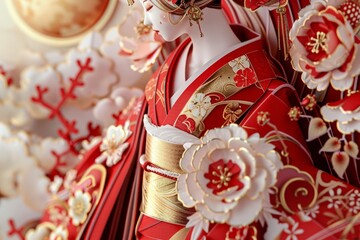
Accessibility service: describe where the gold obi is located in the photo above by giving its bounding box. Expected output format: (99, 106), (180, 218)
(140, 134), (195, 225)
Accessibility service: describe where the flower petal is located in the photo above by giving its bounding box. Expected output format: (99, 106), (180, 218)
(307, 117), (328, 141)
(227, 197), (263, 226)
(228, 138), (250, 151)
(344, 141), (359, 159)
(194, 139), (225, 169)
(203, 194), (238, 213)
(187, 172), (205, 202)
(319, 137), (341, 153)
(180, 143), (199, 172)
(196, 203), (230, 223)
(330, 76), (354, 91)
(256, 154), (278, 186)
(246, 169), (267, 199)
(338, 119), (360, 134)
(177, 174), (196, 208)
(331, 151), (350, 178)
(203, 127), (231, 143)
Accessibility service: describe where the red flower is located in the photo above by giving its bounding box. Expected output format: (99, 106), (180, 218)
(233, 68), (257, 88)
(204, 159), (244, 195)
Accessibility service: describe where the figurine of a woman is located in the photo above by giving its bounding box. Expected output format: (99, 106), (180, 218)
(30, 0), (360, 239)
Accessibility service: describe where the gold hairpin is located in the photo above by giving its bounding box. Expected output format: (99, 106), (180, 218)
(127, 0), (135, 6)
(186, 4), (204, 37)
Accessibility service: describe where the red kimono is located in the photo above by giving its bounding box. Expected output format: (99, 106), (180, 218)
(30, 25), (360, 240)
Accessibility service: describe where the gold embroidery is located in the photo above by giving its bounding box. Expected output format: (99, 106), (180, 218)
(278, 166), (317, 214)
(145, 77), (156, 101)
(223, 102), (243, 126)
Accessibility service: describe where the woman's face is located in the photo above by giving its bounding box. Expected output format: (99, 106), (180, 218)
(139, 0), (186, 41)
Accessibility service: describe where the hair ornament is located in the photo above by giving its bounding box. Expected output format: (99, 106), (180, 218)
(186, 1), (204, 37)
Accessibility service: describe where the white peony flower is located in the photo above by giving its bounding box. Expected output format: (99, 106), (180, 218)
(177, 124), (283, 239)
(117, 6), (165, 74)
(289, 4), (360, 91)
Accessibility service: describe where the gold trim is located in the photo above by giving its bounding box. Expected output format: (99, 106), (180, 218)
(6, 0), (118, 46)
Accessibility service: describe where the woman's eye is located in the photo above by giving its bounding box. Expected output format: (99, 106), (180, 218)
(143, 1), (153, 11)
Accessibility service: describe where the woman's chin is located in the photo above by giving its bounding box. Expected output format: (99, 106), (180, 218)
(154, 31), (166, 42)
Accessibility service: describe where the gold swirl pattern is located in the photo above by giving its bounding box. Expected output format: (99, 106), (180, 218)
(279, 167), (318, 214)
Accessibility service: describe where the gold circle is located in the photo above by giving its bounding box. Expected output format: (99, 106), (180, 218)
(6, 0), (118, 46)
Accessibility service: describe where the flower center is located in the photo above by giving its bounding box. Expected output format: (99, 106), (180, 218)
(212, 166), (232, 189)
(107, 133), (123, 153)
(307, 31), (328, 54)
(74, 199), (85, 216)
(205, 159), (244, 195)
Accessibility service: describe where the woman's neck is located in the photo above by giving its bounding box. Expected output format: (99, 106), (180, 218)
(186, 8), (240, 76)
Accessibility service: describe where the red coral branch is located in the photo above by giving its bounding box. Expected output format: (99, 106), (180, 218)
(7, 219), (25, 240)
(31, 58), (93, 136)
(73, 122), (102, 145)
(30, 58), (100, 176)
(112, 110), (123, 122)
(48, 122), (101, 178)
